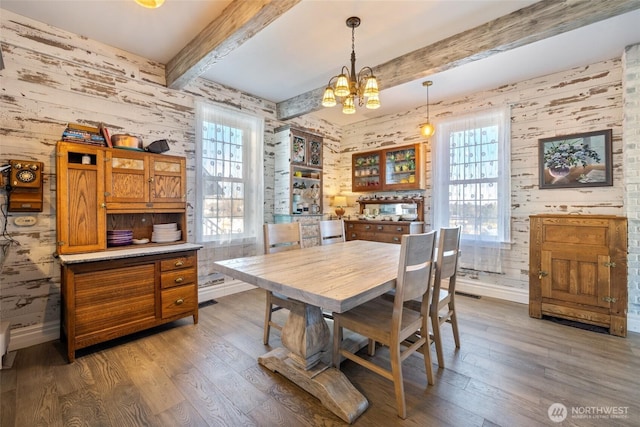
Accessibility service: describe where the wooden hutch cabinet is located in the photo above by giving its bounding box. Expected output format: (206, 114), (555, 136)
(274, 125), (324, 246)
(352, 143), (426, 192)
(56, 141), (200, 362)
(529, 214), (627, 337)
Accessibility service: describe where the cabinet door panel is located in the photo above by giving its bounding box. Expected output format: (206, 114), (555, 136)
(541, 249), (610, 308)
(150, 157), (185, 204)
(105, 152), (149, 204)
(56, 143), (105, 254)
(74, 264), (156, 336)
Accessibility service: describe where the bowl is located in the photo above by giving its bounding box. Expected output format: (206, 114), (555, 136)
(401, 214), (418, 221)
(111, 134), (143, 150)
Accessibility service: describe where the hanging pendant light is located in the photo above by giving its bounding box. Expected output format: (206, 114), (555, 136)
(135, 0), (165, 9)
(420, 80), (435, 138)
(321, 17), (380, 115)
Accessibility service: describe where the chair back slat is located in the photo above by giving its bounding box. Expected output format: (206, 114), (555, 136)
(319, 220), (345, 245)
(264, 223), (302, 254)
(433, 227), (461, 297)
(395, 231), (437, 306)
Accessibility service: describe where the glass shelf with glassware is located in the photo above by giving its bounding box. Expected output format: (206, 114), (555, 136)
(351, 143), (425, 192)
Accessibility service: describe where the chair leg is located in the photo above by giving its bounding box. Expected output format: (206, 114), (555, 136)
(422, 322), (435, 385)
(263, 291), (273, 345)
(367, 339), (376, 356)
(449, 301), (461, 348)
(430, 311), (445, 368)
(390, 345), (407, 419)
(332, 319), (343, 368)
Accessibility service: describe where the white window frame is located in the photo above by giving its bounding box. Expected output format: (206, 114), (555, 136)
(195, 102), (264, 245)
(432, 106), (511, 249)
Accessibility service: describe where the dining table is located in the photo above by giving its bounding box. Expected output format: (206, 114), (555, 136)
(213, 239), (401, 423)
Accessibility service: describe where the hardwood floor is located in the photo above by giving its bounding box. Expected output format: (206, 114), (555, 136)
(2, 288), (639, 426)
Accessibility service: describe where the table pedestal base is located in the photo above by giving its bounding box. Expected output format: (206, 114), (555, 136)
(259, 347), (368, 424)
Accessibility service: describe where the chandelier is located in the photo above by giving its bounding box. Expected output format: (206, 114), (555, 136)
(321, 17), (380, 115)
(135, 0), (165, 8)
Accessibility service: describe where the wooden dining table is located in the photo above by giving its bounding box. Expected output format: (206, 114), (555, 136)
(213, 239), (401, 423)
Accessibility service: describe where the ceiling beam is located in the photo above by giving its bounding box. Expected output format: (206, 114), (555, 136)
(166, 0), (300, 90)
(276, 0), (640, 121)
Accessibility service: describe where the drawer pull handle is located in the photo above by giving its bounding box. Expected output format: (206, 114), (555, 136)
(377, 226), (383, 230)
(393, 237), (400, 242)
(396, 227), (403, 231)
(175, 261), (184, 267)
(175, 277), (184, 283)
(175, 298), (184, 305)
(365, 225), (371, 230)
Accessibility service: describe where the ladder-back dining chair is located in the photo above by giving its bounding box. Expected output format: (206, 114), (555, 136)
(263, 222), (305, 345)
(430, 226), (461, 368)
(319, 219), (345, 245)
(332, 231), (437, 419)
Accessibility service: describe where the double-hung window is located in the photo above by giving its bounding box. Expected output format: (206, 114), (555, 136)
(195, 102), (264, 248)
(432, 106), (511, 272)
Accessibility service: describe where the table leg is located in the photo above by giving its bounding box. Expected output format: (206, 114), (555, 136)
(258, 303), (368, 423)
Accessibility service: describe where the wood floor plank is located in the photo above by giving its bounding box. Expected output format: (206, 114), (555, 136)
(1, 287), (639, 426)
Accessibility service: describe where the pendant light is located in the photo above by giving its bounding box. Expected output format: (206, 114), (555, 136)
(420, 80), (435, 138)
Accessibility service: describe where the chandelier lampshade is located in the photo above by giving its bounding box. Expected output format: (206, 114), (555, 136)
(342, 95), (356, 114)
(321, 17), (380, 115)
(135, 0), (165, 8)
(420, 80), (435, 138)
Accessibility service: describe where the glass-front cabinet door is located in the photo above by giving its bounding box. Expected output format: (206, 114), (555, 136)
(352, 151), (383, 191)
(383, 145), (420, 190)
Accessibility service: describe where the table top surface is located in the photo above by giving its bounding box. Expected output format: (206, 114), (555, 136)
(214, 240), (401, 313)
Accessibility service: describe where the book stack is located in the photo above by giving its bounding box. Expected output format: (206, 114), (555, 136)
(62, 123), (106, 146)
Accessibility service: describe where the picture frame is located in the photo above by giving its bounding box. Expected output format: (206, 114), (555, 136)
(538, 129), (612, 189)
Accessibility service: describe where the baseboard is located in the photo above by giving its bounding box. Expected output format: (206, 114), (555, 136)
(627, 313), (640, 334)
(455, 278), (529, 305)
(198, 280), (256, 303)
(8, 320), (59, 352)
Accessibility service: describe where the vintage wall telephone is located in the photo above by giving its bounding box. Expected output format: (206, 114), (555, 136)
(3, 159), (44, 212)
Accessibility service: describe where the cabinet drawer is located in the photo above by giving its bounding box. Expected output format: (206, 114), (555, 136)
(161, 255), (196, 272)
(161, 267), (196, 289)
(161, 284), (197, 319)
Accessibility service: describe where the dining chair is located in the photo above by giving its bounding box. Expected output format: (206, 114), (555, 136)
(430, 226), (462, 368)
(332, 231), (437, 419)
(263, 222), (305, 345)
(318, 219), (345, 245)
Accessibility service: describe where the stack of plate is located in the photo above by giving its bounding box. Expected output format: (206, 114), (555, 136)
(107, 229), (133, 247)
(152, 223), (181, 243)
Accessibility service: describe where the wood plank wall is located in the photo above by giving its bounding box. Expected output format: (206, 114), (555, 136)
(0, 10), (341, 348)
(0, 9), (638, 350)
(339, 55), (639, 330)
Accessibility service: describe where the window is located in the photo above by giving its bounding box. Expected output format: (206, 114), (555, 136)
(432, 107), (511, 272)
(195, 103), (264, 245)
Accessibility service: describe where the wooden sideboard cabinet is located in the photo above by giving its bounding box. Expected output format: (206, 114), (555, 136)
(59, 245), (200, 362)
(529, 214), (628, 336)
(344, 220), (424, 244)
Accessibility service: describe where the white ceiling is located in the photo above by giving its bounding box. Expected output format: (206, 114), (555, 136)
(2, 0), (640, 127)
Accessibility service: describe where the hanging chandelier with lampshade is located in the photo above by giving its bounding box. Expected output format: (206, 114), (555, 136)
(321, 17), (380, 115)
(420, 80), (435, 138)
(135, 0), (165, 8)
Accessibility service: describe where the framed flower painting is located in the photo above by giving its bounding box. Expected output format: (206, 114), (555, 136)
(538, 129), (612, 189)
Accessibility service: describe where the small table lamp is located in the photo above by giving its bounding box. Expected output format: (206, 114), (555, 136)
(333, 196), (347, 219)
